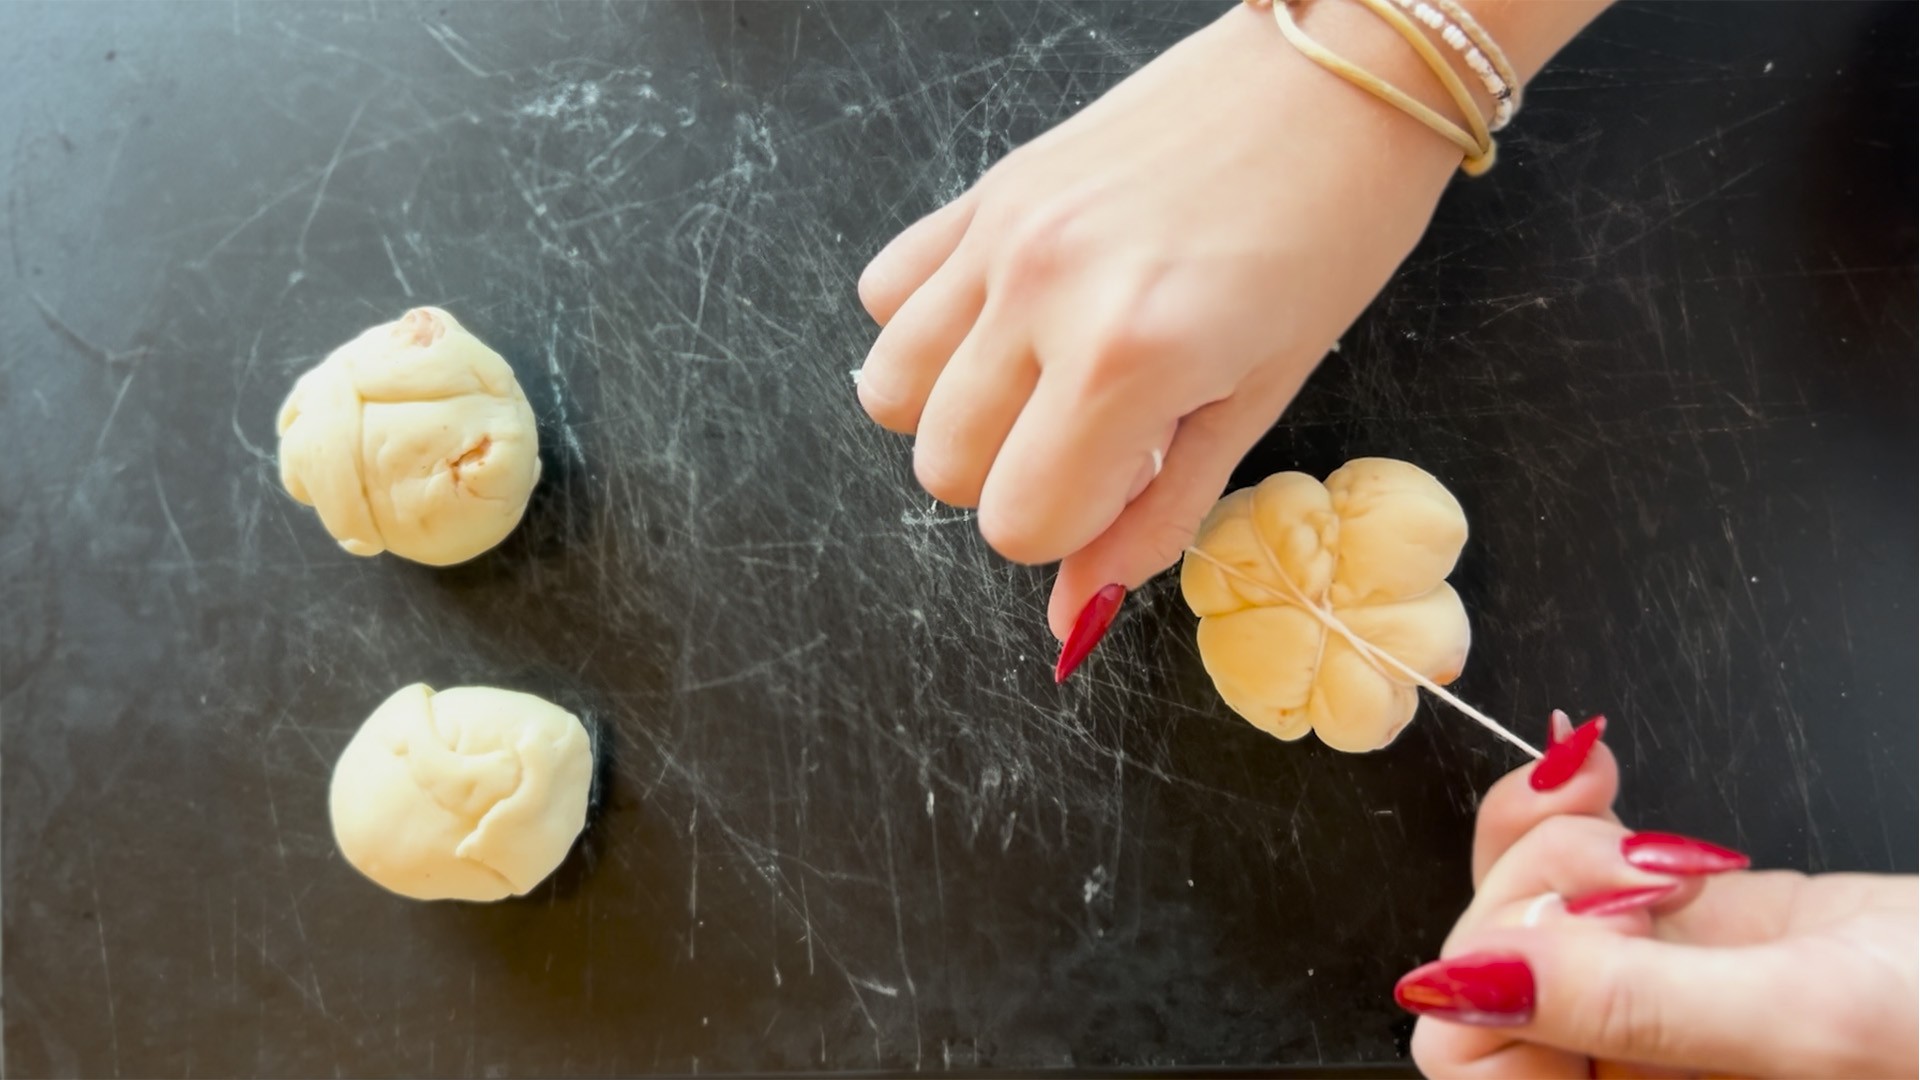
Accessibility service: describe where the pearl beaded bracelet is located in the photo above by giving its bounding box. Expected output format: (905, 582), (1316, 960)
(1391, 0), (1520, 130)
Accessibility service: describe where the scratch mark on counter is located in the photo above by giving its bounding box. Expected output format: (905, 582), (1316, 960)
(688, 805), (699, 960)
(294, 97), (369, 266)
(679, 633), (827, 694)
(152, 466), (201, 591)
(850, 976), (900, 999)
(878, 811), (923, 1067)
(85, 838), (123, 1078)
(192, 112), (477, 266)
(423, 22), (495, 79)
(31, 292), (147, 366)
(380, 234), (415, 297)
(801, 877), (816, 976)
(839, 971), (886, 1062)
(92, 368), (140, 457)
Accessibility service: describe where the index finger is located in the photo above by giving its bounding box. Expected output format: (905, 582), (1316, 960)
(1473, 714), (1622, 887)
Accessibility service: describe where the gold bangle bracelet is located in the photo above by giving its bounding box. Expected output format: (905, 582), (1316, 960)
(1253, 0), (1498, 175)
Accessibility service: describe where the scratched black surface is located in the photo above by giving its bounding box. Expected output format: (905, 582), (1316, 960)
(2, 1), (1914, 1076)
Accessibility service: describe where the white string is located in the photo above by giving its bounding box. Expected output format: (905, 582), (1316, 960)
(1182, 546), (1542, 760)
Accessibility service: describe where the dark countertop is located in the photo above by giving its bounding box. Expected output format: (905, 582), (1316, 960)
(3, 2), (1914, 1076)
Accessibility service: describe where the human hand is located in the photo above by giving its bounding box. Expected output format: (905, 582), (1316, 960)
(855, 2), (1465, 645)
(1405, 713), (1920, 1079)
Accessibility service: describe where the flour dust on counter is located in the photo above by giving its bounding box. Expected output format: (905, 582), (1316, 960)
(2, 2), (1915, 1077)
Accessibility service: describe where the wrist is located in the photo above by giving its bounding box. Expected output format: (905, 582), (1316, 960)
(1218, 0), (1466, 180)
(1220, 0), (1614, 167)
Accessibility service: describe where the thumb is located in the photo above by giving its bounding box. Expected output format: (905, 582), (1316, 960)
(1405, 924), (1894, 1079)
(1047, 390), (1275, 641)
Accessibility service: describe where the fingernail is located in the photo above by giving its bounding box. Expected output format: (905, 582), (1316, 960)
(1529, 714), (1606, 791)
(1055, 584), (1126, 684)
(1394, 951), (1536, 1027)
(1564, 882), (1679, 917)
(1549, 708), (1575, 744)
(1621, 831), (1751, 875)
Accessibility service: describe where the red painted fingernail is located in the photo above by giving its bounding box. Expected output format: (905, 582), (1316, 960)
(1621, 831), (1750, 875)
(1564, 882), (1680, 917)
(1394, 951), (1536, 1027)
(1530, 714), (1606, 791)
(1055, 584), (1126, 684)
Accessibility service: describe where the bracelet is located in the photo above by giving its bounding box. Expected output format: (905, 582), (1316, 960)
(1255, 0), (1497, 175)
(1391, 0), (1520, 130)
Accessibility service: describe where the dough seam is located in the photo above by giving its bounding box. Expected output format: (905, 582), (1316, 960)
(347, 388), (388, 553)
(1251, 528), (1336, 714)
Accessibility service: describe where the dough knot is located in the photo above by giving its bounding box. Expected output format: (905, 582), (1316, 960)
(275, 307), (540, 566)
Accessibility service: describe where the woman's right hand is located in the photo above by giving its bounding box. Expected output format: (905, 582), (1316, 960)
(855, 1), (1612, 657)
(1405, 716), (1919, 1079)
(855, 1), (1467, 647)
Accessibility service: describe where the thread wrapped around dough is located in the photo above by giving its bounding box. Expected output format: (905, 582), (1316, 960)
(1181, 459), (1472, 752)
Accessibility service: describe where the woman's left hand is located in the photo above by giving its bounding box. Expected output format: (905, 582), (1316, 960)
(1406, 714), (1919, 1079)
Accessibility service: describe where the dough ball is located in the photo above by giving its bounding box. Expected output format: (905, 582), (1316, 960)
(276, 307), (540, 566)
(1180, 459), (1472, 752)
(329, 684), (592, 901)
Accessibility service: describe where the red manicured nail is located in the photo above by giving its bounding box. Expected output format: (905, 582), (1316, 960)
(1621, 831), (1750, 875)
(1564, 882), (1680, 917)
(1054, 584), (1126, 684)
(1394, 952), (1536, 1027)
(1530, 714), (1606, 791)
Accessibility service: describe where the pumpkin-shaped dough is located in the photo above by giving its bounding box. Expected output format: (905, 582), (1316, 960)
(1181, 459), (1470, 751)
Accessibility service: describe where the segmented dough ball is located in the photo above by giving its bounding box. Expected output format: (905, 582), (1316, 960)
(276, 307), (539, 566)
(1180, 459), (1471, 752)
(330, 684), (593, 902)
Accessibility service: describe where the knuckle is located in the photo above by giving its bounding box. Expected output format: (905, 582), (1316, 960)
(1107, 300), (1187, 362)
(912, 446), (982, 509)
(1587, 954), (1675, 1061)
(1137, 511), (1201, 571)
(996, 199), (1086, 286)
(1477, 814), (1618, 900)
(1508, 813), (1608, 862)
(857, 377), (922, 435)
(977, 503), (1051, 566)
(1074, 285), (1192, 391)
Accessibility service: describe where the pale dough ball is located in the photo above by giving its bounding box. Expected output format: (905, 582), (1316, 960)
(329, 684), (592, 901)
(276, 307), (540, 566)
(1181, 458), (1471, 752)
